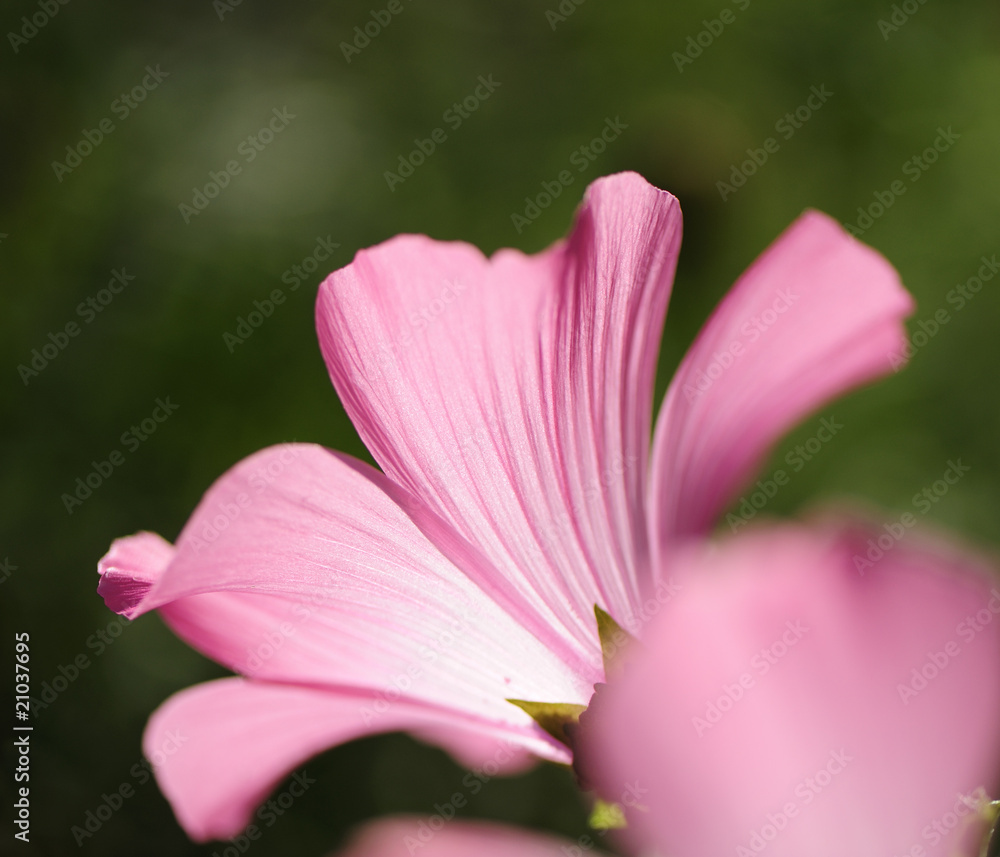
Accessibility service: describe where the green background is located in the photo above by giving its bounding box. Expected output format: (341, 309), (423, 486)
(2, 0), (999, 854)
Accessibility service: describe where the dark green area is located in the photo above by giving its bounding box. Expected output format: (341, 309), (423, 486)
(2, 0), (999, 854)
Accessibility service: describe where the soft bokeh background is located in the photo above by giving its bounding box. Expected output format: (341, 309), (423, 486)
(2, 0), (999, 854)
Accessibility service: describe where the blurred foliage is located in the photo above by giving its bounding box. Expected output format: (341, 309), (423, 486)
(1, 0), (999, 854)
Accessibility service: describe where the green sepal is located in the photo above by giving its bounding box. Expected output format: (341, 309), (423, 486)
(588, 798), (627, 830)
(594, 604), (637, 679)
(980, 799), (1000, 857)
(506, 699), (586, 747)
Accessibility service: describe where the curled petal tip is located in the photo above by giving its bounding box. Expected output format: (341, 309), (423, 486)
(97, 531), (174, 619)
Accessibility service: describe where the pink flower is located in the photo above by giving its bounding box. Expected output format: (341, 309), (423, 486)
(581, 522), (1000, 857)
(98, 172), (913, 841)
(318, 525), (1000, 857)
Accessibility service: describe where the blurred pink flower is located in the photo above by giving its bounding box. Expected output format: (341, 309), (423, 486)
(322, 526), (1000, 857)
(582, 522), (1000, 857)
(98, 172), (913, 840)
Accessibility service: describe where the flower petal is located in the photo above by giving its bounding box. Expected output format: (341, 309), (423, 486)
(651, 212), (913, 555)
(335, 817), (606, 857)
(585, 524), (1000, 857)
(145, 679), (542, 842)
(317, 172), (681, 638)
(98, 444), (593, 765)
(97, 531), (173, 619)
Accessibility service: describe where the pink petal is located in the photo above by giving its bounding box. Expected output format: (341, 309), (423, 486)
(317, 172), (681, 637)
(585, 524), (1000, 857)
(145, 679), (543, 842)
(98, 444), (592, 809)
(651, 212), (913, 555)
(97, 531), (174, 619)
(335, 817), (607, 857)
